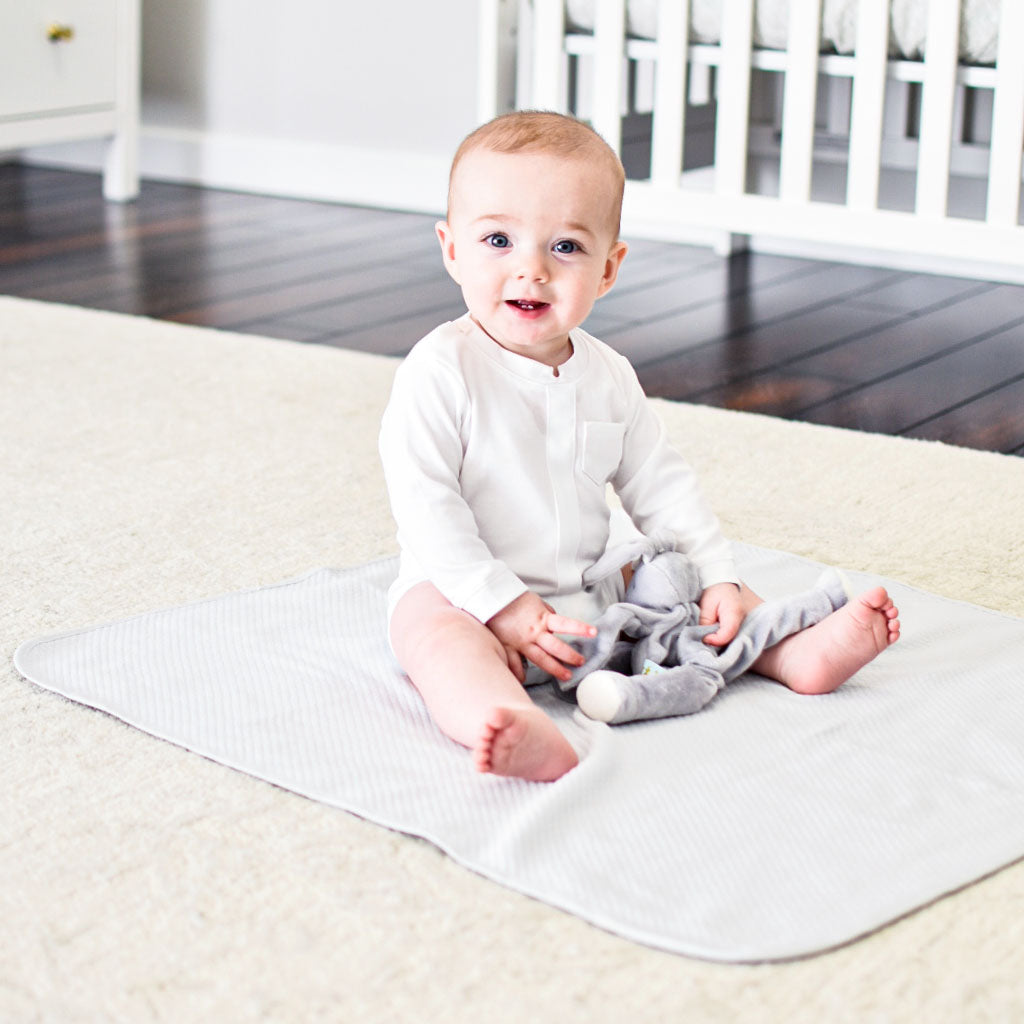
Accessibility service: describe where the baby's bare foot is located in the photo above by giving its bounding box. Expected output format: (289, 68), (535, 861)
(474, 706), (578, 782)
(757, 586), (900, 696)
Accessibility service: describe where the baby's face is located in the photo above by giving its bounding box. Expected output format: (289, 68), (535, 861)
(436, 148), (627, 368)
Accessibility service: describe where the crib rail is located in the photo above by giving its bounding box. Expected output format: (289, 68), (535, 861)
(478, 0), (1024, 281)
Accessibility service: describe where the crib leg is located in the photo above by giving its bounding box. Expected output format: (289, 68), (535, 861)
(713, 232), (749, 257)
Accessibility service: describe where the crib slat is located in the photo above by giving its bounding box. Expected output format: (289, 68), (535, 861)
(515, 0), (534, 109)
(987, 0), (1024, 226)
(591, 0), (627, 153)
(532, 0), (567, 110)
(715, 0), (756, 196)
(779, 0), (822, 203)
(915, 1), (961, 218)
(650, 0), (691, 187)
(846, 0), (890, 210)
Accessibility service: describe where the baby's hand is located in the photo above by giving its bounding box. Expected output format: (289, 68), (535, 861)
(487, 592), (597, 683)
(699, 582), (744, 647)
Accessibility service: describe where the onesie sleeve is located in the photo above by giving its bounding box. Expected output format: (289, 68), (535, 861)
(611, 366), (740, 590)
(378, 347), (528, 623)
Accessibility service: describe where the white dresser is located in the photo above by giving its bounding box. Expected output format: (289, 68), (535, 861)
(0, 0), (140, 200)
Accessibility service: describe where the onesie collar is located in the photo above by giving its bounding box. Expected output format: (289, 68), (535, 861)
(455, 314), (589, 384)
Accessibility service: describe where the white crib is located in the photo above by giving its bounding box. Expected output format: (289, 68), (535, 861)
(478, 0), (1024, 283)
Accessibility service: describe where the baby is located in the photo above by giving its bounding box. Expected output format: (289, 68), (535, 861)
(379, 111), (900, 782)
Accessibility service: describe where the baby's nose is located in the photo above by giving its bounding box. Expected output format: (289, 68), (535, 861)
(516, 248), (550, 282)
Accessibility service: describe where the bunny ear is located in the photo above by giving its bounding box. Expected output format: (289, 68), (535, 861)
(638, 530), (678, 562)
(580, 538), (650, 586)
(581, 531), (679, 586)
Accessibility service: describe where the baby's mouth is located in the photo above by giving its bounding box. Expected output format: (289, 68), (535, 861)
(507, 299), (550, 312)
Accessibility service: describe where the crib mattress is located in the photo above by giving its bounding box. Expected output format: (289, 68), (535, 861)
(565, 0), (1000, 65)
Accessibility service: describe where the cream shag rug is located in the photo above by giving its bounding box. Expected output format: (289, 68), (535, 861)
(2, 296), (1023, 1022)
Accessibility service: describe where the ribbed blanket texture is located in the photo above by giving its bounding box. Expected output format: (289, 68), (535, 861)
(15, 542), (1024, 961)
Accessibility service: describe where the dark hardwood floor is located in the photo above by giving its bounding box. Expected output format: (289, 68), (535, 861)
(3, 162), (1023, 455)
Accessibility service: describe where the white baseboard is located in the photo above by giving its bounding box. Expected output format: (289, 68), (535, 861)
(17, 125), (450, 215)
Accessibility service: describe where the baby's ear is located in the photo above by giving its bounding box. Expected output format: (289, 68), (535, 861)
(597, 240), (628, 298)
(435, 221), (461, 284)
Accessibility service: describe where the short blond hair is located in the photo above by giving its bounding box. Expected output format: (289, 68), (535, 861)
(447, 110), (626, 237)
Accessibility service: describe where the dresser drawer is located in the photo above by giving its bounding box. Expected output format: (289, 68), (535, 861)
(0, 1), (118, 121)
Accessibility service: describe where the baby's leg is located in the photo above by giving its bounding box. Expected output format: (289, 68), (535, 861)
(390, 582), (578, 781)
(741, 583), (901, 695)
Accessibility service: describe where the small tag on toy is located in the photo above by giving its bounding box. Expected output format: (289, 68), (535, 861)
(641, 659), (667, 676)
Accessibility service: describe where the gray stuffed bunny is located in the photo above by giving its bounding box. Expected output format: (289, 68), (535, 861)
(561, 540), (849, 724)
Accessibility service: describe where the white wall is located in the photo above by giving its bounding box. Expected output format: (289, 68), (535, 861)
(25, 0), (481, 213)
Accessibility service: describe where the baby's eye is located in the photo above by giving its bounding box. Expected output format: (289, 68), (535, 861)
(485, 233), (511, 249)
(553, 239), (581, 255)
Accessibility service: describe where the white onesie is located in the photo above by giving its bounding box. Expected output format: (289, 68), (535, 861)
(378, 315), (739, 626)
